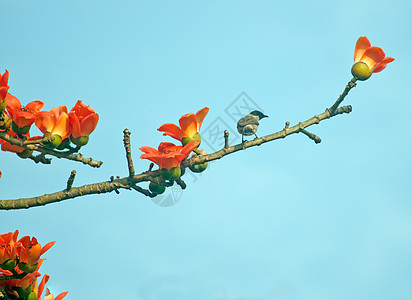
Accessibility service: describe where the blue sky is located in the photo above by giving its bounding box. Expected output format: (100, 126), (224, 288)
(1, 0), (411, 299)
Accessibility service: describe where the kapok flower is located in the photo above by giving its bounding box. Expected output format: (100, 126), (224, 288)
(68, 100), (99, 146)
(140, 140), (199, 180)
(16, 236), (55, 273)
(351, 36), (395, 81)
(158, 107), (209, 146)
(30, 275), (68, 300)
(0, 230), (19, 267)
(0, 70), (10, 111)
(6, 94), (44, 134)
(35, 106), (70, 148)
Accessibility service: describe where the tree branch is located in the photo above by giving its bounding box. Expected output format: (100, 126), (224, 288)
(0, 131), (103, 168)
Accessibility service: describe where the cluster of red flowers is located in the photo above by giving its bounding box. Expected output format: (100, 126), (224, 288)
(0, 70), (99, 178)
(139, 107), (209, 194)
(0, 230), (68, 300)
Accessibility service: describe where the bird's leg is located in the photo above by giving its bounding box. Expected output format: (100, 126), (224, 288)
(254, 133), (258, 139)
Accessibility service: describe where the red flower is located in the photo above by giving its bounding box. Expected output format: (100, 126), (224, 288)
(68, 100), (99, 139)
(158, 107), (209, 144)
(35, 106), (71, 140)
(0, 70), (10, 106)
(16, 236), (55, 267)
(0, 230), (19, 265)
(6, 93), (44, 132)
(140, 140), (200, 170)
(352, 37), (394, 80)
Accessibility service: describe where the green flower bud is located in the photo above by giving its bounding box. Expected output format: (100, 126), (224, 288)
(16, 285), (32, 298)
(17, 149), (33, 159)
(0, 259), (17, 270)
(189, 150), (208, 173)
(351, 62), (372, 81)
(18, 262), (38, 273)
(160, 167), (181, 181)
(56, 138), (71, 150)
(149, 181), (166, 195)
(181, 132), (201, 146)
(12, 122), (30, 135)
(42, 133), (62, 149)
(70, 135), (89, 147)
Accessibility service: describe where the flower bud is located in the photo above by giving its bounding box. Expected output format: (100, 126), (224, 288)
(351, 62), (372, 81)
(42, 133), (62, 149)
(160, 167), (181, 181)
(12, 122), (30, 135)
(56, 138), (71, 150)
(70, 135), (89, 147)
(18, 262), (38, 273)
(17, 149), (33, 159)
(0, 259), (17, 270)
(189, 150), (208, 173)
(181, 132), (201, 146)
(149, 181), (166, 195)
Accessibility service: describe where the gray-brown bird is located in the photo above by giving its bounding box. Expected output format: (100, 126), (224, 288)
(237, 110), (268, 143)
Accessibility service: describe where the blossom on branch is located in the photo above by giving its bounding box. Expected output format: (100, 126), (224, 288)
(140, 140), (199, 180)
(351, 36), (395, 81)
(0, 70), (10, 111)
(6, 93), (44, 135)
(68, 100), (99, 146)
(0, 130), (41, 158)
(158, 107), (209, 146)
(35, 106), (71, 149)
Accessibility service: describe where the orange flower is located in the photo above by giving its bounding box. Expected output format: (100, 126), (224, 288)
(140, 140), (200, 170)
(158, 107), (209, 145)
(352, 36), (394, 80)
(35, 106), (71, 139)
(68, 100), (99, 139)
(0, 70), (10, 109)
(16, 236), (55, 267)
(45, 288), (69, 300)
(6, 93), (44, 133)
(0, 230), (19, 265)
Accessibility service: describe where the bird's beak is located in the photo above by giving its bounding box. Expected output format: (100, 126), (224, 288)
(263, 114), (268, 118)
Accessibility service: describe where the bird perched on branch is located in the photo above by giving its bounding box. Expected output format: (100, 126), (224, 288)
(237, 110), (268, 143)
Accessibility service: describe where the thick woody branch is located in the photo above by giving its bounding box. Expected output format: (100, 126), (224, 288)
(0, 131), (103, 168)
(0, 104), (352, 209)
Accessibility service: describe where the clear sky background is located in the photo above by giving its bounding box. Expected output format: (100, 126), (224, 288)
(1, 0), (411, 299)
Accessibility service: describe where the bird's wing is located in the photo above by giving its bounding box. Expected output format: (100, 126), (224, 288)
(237, 115), (259, 128)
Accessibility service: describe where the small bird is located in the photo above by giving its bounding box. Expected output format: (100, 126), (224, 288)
(237, 110), (268, 143)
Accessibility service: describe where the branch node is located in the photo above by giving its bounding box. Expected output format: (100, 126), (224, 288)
(284, 121), (290, 129)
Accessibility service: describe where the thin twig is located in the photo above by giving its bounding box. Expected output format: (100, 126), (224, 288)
(66, 170), (76, 191)
(0, 131), (102, 167)
(123, 128), (135, 177)
(300, 129), (321, 144)
(329, 78), (357, 113)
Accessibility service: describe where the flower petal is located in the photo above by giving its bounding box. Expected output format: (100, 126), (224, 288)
(360, 46), (385, 71)
(6, 93), (22, 113)
(0, 70), (9, 87)
(372, 56), (395, 73)
(25, 100), (44, 114)
(139, 146), (158, 154)
(354, 36), (371, 62)
(40, 241), (55, 255)
(158, 123), (185, 141)
(55, 291), (69, 300)
(79, 113), (99, 136)
(179, 113), (198, 138)
(53, 112), (71, 139)
(35, 111), (56, 134)
(195, 107), (209, 132)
